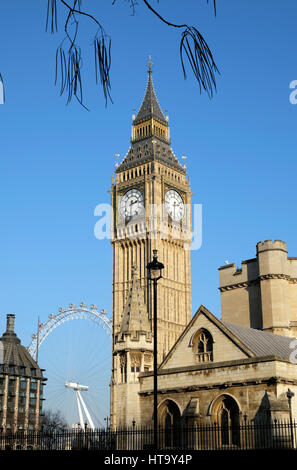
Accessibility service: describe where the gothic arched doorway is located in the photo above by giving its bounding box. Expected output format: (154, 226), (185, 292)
(211, 395), (240, 447)
(158, 400), (181, 448)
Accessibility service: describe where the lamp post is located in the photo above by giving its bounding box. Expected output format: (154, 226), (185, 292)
(286, 388), (295, 447)
(104, 416), (109, 430)
(146, 249), (164, 450)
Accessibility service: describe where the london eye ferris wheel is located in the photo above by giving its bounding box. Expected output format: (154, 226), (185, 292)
(27, 303), (112, 429)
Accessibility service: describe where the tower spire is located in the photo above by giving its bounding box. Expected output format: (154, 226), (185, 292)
(115, 58), (186, 174)
(133, 57), (167, 126)
(147, 55), (153, 76)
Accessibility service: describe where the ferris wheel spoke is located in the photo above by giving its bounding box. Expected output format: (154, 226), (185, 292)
(27, 304), (112, 360)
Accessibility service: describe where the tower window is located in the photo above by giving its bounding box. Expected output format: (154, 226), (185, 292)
(120, 355), (127, 383)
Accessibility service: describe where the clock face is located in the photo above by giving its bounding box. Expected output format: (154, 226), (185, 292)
(120, 189), (144, 218)
(165, 189), (185, 221)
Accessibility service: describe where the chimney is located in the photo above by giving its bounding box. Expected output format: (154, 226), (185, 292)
(6, 314), (15, 334)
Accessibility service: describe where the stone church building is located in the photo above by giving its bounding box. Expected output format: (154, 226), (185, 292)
(109, 62), (297, 435)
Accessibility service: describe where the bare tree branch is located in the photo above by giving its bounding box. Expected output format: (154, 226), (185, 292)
(47, 0), (219, 108)
(46, 0), (58, 33)
(142, 0), (219, 98)
(0, 73), (5, 104)
(112, 0), (139, 16)
(51, 0), (112, 108)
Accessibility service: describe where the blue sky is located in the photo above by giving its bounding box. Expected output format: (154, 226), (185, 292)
(0, 0), (297, 425)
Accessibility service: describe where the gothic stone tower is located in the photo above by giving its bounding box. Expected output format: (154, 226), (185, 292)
(111, 266), (153, 427)
(110, 62), (192, 428)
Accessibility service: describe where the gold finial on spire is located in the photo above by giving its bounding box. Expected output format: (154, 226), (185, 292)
(147, 55), (153, 74)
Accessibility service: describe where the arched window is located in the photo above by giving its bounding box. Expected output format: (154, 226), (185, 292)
(192, 329), (213, 362)
(197, 329), (213, 362)
(158, 400), (181, 448)
(212, 395), (240, 447)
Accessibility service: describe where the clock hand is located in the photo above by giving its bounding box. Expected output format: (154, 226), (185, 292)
(128, 198), (138, 215)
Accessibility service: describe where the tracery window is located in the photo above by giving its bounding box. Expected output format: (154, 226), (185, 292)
(213, 395), (240, 447)
(195, 329), (213, 362)
(158, 400), (181, 448)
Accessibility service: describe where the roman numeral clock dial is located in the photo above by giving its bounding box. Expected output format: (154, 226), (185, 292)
(165, 189), (185, 221)
(120, 189), (144, 218)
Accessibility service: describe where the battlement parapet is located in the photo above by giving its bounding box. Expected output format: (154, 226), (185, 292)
(219, 258), (258, 288)
(257, 239), (287, 254)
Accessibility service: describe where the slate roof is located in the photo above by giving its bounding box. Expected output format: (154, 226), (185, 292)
(116, 137), (185, 173)
(0, 316), (45, 379)
(222, 321), (295, 361)
(133, 70), (167, 126)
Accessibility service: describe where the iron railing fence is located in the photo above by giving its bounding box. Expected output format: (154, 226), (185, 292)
(0, 420), (297, 451)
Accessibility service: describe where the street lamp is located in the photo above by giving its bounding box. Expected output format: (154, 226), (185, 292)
(104, 416), (109, 430)
(146, 249), (164, 450)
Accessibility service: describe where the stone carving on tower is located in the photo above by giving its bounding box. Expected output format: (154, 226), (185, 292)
(110, 59), (193, 428)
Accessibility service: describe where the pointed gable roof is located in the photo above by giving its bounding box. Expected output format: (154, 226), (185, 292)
(159, 305), (296, 371)
(159, 305), (255, 370)
(133, 66), (167, 126)
(120, 265), (151, 334)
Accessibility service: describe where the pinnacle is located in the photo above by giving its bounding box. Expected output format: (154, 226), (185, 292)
(120, 267), (150, 335)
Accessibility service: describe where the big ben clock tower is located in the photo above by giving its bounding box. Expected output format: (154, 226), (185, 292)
(110, 60), (192, 428)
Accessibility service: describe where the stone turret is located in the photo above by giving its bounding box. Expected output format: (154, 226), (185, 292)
(219, 240), (297, 336)
(257, 240), (290, 334)
(111, 266), (153, 428)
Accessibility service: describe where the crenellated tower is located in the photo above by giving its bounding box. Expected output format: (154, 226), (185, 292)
(219, 239), (297, 336)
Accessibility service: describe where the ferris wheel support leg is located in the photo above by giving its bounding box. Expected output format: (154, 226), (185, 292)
(76, 390), (85, 429)
(77, 390), (95, 430)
